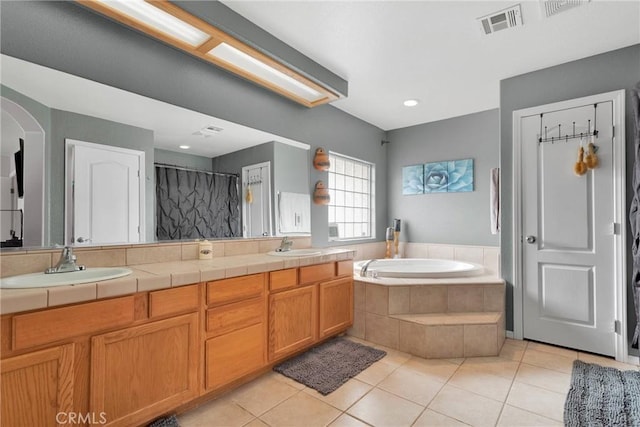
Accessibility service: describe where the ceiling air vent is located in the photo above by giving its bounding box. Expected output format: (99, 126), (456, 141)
(478, 4), (523, 35)
(193, 125), (224, 137)
(540, 0), (590, 18)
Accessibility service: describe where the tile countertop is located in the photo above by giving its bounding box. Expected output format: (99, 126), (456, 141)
(0, 248), (355, 315)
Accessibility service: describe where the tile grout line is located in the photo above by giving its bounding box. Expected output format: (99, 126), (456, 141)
(494, 349), (526, 426)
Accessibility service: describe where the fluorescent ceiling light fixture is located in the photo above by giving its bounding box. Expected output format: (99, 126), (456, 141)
(209, 43), (324, 103)
(403, 99), (420, 107)
(98, 0), (209, 46)
(78, 0), (340, 108)
(179, 145), (190, 149)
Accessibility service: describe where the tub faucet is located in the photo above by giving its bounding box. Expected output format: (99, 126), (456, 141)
(360, 259), (376, 277)
(276, 236), (293, 252)
(45, 246), (86, 274)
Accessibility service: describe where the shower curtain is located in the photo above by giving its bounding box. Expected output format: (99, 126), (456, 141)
(156, 166), (240, 240)
(629, 82), (640, 346)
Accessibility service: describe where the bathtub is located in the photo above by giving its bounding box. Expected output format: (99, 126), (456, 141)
(354, 258), (484, 279)
(349, 258), (505, 359)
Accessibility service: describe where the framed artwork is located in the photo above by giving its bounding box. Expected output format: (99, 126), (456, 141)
(402, 164), (424, 195)
(404, 158), (474, 194)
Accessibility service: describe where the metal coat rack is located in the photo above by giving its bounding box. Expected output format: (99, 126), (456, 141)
(538, 103), (599, 144)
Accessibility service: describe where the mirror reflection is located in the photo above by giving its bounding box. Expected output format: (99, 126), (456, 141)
(0, 55), (311, 249)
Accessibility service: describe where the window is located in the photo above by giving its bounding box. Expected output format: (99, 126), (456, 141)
(327, 152), (375, 240)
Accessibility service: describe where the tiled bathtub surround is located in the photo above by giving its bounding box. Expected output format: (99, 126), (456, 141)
(350, 279), (506, 359)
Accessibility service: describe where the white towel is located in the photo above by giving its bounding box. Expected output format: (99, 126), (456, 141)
(490, 168), (501, 234)
(278, 192), (311, 234)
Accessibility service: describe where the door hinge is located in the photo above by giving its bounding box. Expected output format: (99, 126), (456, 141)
(137, 225), (140, 234)
(611, 126), (615, 138)
(614, 320), (621, 334)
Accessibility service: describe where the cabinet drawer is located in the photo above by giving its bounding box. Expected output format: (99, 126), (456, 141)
(269, 268), (298, 292)
(299, 263), (335, 285)
(205, 323), (265, 390)
(207, 274), (265, 307)
(207, 297), (263, 337)
(336, 260), (354, 277)
(13, 296), (135, 350)
(149, 284), (199, 319)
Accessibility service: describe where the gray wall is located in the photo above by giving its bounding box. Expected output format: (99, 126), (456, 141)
(0, 0), (387, 248)
(500, 44), (640, 340)
(212, 142), (276, 234)
(213, 141), (311, 235)
(274, 143), (310, 197)
(155, 149), (213, 172)
(50, 110), (155, 243)
(1, 85), (52, 246)
(387, 109), (500, 246)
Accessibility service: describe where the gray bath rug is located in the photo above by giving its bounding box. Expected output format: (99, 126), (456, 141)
(147, 414), (179, 427)
(273, 337), (386, 395)
(564, 360), (640, 426)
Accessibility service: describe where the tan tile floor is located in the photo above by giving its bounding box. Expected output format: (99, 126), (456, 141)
(178, 338), (639, 427)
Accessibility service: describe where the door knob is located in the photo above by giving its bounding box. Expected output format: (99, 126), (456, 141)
(526, 235), (536, 244)
(77, 236), (91, 243)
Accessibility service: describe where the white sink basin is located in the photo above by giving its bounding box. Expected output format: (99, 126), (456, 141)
(0, 267), (133, 289)
(267, 249), (322, 257)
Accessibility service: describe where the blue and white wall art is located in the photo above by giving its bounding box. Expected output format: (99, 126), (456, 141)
(403, 158), (474, 195)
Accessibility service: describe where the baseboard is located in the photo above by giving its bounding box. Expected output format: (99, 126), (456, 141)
(506, 330), (514, 339)
(626, 354), (640, 366)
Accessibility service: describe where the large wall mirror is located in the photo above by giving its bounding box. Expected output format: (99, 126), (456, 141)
(0, 54), (311, 250)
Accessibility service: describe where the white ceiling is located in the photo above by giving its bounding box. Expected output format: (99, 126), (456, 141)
(223, 0), (640, 130)
(0, 55), (309, 158)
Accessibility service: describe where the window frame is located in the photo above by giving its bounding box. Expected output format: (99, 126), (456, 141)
(327, 151), (376, 242)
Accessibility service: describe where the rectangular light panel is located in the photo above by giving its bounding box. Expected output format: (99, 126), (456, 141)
(100, 0), (210, 46)
(208, 43), (325, 102)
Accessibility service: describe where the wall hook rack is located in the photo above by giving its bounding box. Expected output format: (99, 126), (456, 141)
(537, 103), (599, 144)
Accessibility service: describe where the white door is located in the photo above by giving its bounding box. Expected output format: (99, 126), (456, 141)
(242, 162), (272, 238)
(520, 101), (619, 356)
(66, 139), (144, 245)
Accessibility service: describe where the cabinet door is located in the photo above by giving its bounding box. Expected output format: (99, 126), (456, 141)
(319, 277), (354, 339)
(90, 313), (198, 427)
(268, 285), (318, 361)
(1, 344), (74, 427)
(205, 322), (265, 390)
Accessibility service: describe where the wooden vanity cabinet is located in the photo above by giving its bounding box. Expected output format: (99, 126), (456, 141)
(1, 344), (75, 427)
(318, 276), (354, 339)
(0, 258), (354, 427)
(204, 274), (267, 391)
(319, 260), (354, 339)
(268, 261), (354, 361)
(268, 284), (319, 361)
(90, 313), (199, 427)
(1, 285), (200, 427)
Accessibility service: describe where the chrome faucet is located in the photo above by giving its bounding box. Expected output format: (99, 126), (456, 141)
(275, 236), (293, 252)
(359, 259), (376, 277)
(45, 246), (86, 274)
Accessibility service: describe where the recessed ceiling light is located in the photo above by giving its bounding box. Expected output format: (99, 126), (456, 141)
(403, 99), (419, 107)
(179, 145), (190, 150)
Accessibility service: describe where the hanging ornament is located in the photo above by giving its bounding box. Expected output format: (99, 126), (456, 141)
(585, 141), (599, 169)
(574, 145), (587, 176)
(313, 147), (330, 171)
(313, 181), (330, 205)
(245, 184), (253, 204)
